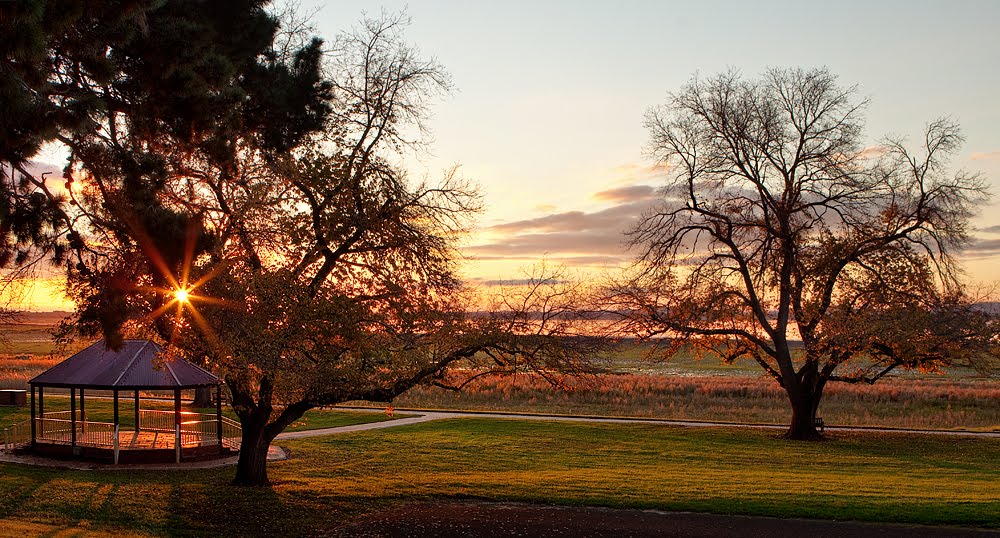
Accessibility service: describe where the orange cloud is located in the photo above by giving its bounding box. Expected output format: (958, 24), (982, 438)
(466, 188), (666, 267)
(592, 185), (657, 203)
(971, 150), (1000, 161)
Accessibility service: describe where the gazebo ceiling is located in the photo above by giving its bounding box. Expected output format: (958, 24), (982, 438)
(29, 339), (219, 390)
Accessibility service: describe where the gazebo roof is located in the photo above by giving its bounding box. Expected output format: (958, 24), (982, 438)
(29, 339), (219, 389)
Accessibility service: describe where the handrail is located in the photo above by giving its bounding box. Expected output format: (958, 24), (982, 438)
(2, 415), (243, 452)
(220, 416), (242, 450)
(33, 417), (116, 447)
(1, 420), (31, 449)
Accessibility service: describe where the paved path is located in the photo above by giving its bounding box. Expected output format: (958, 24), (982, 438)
(275, 413), (446, 439)
(275, 407), (1000, 440)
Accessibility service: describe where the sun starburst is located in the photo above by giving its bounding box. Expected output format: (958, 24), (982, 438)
(174, 288), (190, 303)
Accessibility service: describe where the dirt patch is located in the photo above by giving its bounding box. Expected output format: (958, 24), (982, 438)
(324, 501), (999, 537)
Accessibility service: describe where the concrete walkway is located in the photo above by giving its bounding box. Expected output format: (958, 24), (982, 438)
(275, 412), (446, 440)
(276, 407), (1000, 440)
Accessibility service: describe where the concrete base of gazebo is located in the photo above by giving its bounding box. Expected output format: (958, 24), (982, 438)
(2, 444), (282, 471)
(29, 440), (237, 464)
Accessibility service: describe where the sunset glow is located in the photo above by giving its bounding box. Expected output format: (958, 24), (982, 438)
(7, 1), (1000, 313)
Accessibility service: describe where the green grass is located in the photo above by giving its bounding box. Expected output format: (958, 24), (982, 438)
(282, 407), (405, 432)
(0, 396), (406, 432)
(1, 418), (998, 535)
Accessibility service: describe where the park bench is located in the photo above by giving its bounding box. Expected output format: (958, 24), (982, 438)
(815, 417), (825, 433)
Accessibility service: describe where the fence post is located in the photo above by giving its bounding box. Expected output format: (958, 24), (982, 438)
(38, 387), (44, 438)
(80, 388), (86, 434)
(216, 385), (223, 451)
(174, 389), (181, 463)
(70, 388), (77, 453)
(29, 386), (34, 449)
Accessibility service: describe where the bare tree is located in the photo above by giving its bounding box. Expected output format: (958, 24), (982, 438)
(49, 10), (599, 486)
(606, 68), (998, 439)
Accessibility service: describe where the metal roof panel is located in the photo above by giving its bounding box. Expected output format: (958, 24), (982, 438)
(29, 340), (219, 389)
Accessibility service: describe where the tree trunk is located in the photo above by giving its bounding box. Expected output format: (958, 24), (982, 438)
(232, 411), (275, 487)
(192, 387), (213, 408)
(228, 388), (313, 487)
(784, 382), (824, 440)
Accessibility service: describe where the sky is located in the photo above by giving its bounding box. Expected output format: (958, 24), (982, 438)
(302, 0), (1000, 284)
(13, 0), (1000, 310)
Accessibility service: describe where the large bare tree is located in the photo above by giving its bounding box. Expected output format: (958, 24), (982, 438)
(607, 68), (997, 439)
(48, 10), (595, 486)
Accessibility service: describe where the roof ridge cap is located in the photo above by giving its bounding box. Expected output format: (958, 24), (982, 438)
(163, 359), (181, 386)
(112, 340), (148, 387)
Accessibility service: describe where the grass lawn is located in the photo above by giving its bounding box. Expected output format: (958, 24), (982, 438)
(0, 418), (997, 536)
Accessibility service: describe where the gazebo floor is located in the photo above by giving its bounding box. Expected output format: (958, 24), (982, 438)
(35, 429), (216, 449)
(28, 432), (236, 464)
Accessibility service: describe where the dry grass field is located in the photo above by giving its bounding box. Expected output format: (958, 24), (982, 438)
(2, 315), (998, 431)
(390, 371), (1000, 431)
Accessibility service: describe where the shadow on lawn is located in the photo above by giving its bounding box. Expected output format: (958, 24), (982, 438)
(0, 464), (354, 535)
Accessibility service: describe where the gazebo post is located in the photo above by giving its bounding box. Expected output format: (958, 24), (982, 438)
(38, 386), (44, 437)
(29, 385), (35, 448)
(70, 387), (77, 452)
(174, 389), (181, 463)
(216, 384), (223, 450)
(113, 389), (120, 465)
(79, 388), (86, 434)
(134, 389), (140, 430)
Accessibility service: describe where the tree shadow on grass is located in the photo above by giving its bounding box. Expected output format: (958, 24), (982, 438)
(165, 475), (361, 536)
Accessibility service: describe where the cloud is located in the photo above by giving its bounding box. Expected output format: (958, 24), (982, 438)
(9, 161), (69, 194)
(25, 161), (63, 177)
(978, 225), (1000, 234)
(467, 186), (665, 266)
(961, 237), (1000, 256)
(469, 254), (626, 265)
(607, 162), (671, 185)
(857, 145), (890, 160)
(592, 185), (657, 203)
(487, 199), (653, 235)
(533, 203), (557, 213)
(970, 150), (1000, 161)
(469, 277), (568, 286)
(468, 230), (630, 256)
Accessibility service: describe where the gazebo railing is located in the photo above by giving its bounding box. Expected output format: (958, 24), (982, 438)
(2, 413), (242, 455)
(137, 409), (248, 449)
(220, 416), (242, 449)
(2, 421), (31, 449)
(39, 410), (83, 421)
(139, 409), (217, 432)
(33, 417), (117, 447)
(36, 416), (74, 439)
